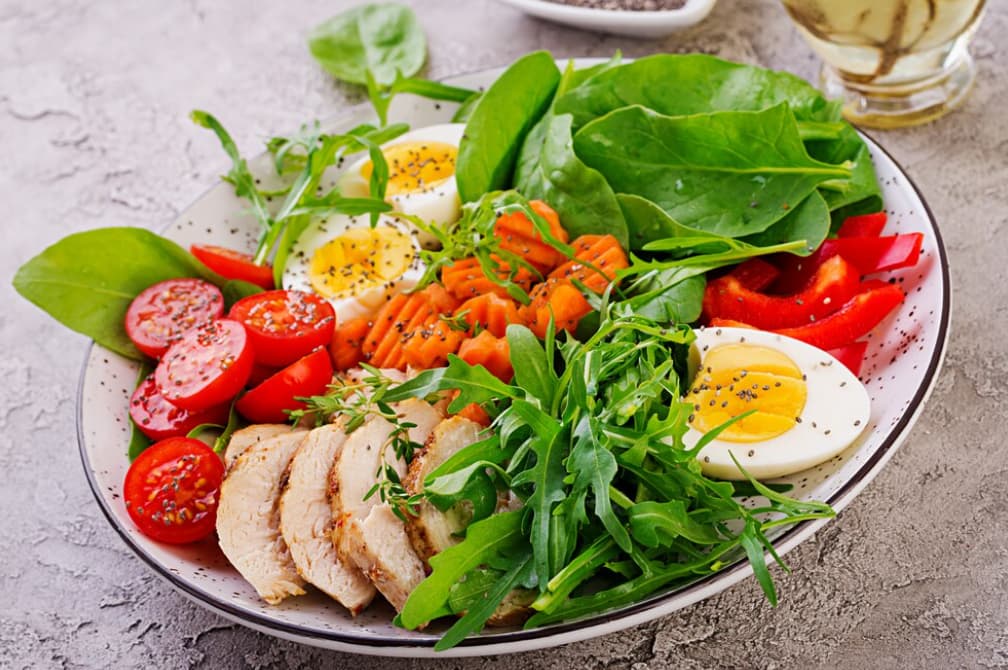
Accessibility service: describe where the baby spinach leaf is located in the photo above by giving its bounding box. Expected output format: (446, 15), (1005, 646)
(554, 53), (841, 131)
(740, 190), (829, 255)
(806, 124), (883, 222)
(514, 113), (629, 248)
(574, 104), (850, 238)
(308, 3), (426, 87)
(619, 273), (706, 324)
(13, 228), (222, 360)
(456, 51), (560, 203)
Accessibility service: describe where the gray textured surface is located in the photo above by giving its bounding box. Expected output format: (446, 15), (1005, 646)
(2, 0), (1007, 668)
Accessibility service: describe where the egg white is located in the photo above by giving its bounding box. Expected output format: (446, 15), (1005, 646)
(338, 123), (465, 243)
(281, 213), (425, 322)
(685, 327), (871, 481)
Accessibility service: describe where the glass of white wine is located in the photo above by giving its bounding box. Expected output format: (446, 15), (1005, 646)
(780, 0), (986, 128)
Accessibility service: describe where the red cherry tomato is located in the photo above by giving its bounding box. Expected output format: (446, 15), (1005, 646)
(190, 244), (275, 290)
(124, 278), (224, 359)
(123, 437), (225, 544)
(129, 374), (230, 441)
(236, 348), (333, 423)
(228, 290), (336, 367)
(155, 319), (254, 411)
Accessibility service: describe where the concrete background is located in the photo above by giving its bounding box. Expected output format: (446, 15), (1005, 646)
(2, 0), (1006, 667)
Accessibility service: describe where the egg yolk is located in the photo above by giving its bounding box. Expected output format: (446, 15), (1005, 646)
(360, 141), (457, 196)
(308, 226), (414, 299)
(685, 343), (808, 443)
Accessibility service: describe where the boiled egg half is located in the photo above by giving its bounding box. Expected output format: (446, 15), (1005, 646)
(338, 123), (464, 241)
(684, 327), (871, 480)
(282, 213), (424, 322)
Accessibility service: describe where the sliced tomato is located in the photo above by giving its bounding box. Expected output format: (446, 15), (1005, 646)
(155, 318), (254, 411)
(235, 348), (333, 423)
(123, 437), (225, 544)
(190, 244), (274, 290)
(129, 374), (230, 441)
(228, 290), (336, 367)
(124, 278), (224, 359)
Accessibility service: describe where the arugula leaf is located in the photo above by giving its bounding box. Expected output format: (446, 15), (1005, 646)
(13, 228), (222, 360)
(435, 552), (533, 652)
(456, 51), (561, 203)
(308, 4), (426, 86)
(399, 509), (525, 629)
(383, 354), (519, 411)
(506, 324), (557, 408)
(628, 500), (723, 546)
(574, 104), (850, 238)
(568, 414), (630, 551)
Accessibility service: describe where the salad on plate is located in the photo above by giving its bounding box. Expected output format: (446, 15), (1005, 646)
(13, 3), (930, 652)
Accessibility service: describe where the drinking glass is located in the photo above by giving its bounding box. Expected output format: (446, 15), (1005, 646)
(780, 0), (987, 128)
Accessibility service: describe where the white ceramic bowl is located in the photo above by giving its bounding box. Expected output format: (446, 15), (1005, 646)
(77, 60), (950, 657)
(493, 0), (717, 38)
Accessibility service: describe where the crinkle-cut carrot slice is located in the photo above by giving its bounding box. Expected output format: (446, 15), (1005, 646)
(458, 330), (513, 382)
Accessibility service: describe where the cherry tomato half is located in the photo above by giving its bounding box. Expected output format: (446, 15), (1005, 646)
(228, 290), (336, 368)
(124, 278), (224, 359)
(155, 318), (254, 411)
(123, 437), (225, 544)
(130, 373), (230, 441)
(236, 348), (333, 423)
(191, 244), (275, 290)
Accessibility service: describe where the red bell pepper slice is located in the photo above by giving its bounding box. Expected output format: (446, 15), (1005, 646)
(838, 212), (887, 238)
(707, 317), (870, 377)
(728, 258), (780, 292)
(772, 233), (924, 293)
(773, 284), (904, 350)
(827, 340), (869, 377)
(703, 255), (861, 330)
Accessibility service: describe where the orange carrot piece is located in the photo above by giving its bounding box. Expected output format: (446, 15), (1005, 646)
(403, 316), (465, 370)
(458, 330), (513, 382)
(494, 200), (569, 273)
(329, 316), (371, 371)
(456, 402), (491, 427)
(455, 294), (523, 338)
(441, 256), (536, 301)
(548, 234), (629, 293)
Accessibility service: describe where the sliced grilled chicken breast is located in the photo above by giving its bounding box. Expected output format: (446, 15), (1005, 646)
(216, 431), (308, 605)
(403, 416), (483, 565)
(224, 424), (301, 469)
(279, 424), (376, 614)
(329, 399), (442, 611)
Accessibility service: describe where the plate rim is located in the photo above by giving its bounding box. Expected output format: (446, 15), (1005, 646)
(74, 75), (951, 654)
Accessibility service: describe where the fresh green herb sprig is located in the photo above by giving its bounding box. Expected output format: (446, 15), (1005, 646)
(191, 112), (397, 284)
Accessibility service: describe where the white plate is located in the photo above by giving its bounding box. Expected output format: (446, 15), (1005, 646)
(493, 0), (717, 38)
(77, 61), (950, 657)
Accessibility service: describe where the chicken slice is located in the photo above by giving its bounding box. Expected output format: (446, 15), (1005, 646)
(224, 424), (302, 469)
(328, 398), (442, 611)
(403, 416), (483, 565)
(279, 424), (376, 614)
(216, 431), (308, 605)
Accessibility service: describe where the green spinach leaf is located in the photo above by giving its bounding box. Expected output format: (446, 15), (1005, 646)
(574, 104), (850, 238)
(456, 51), (561, 203)
(514, 113), (629, 248)
(554, 53), (841, 130)
(13, 228), (221, 360)
(308, 3), (426, 86)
